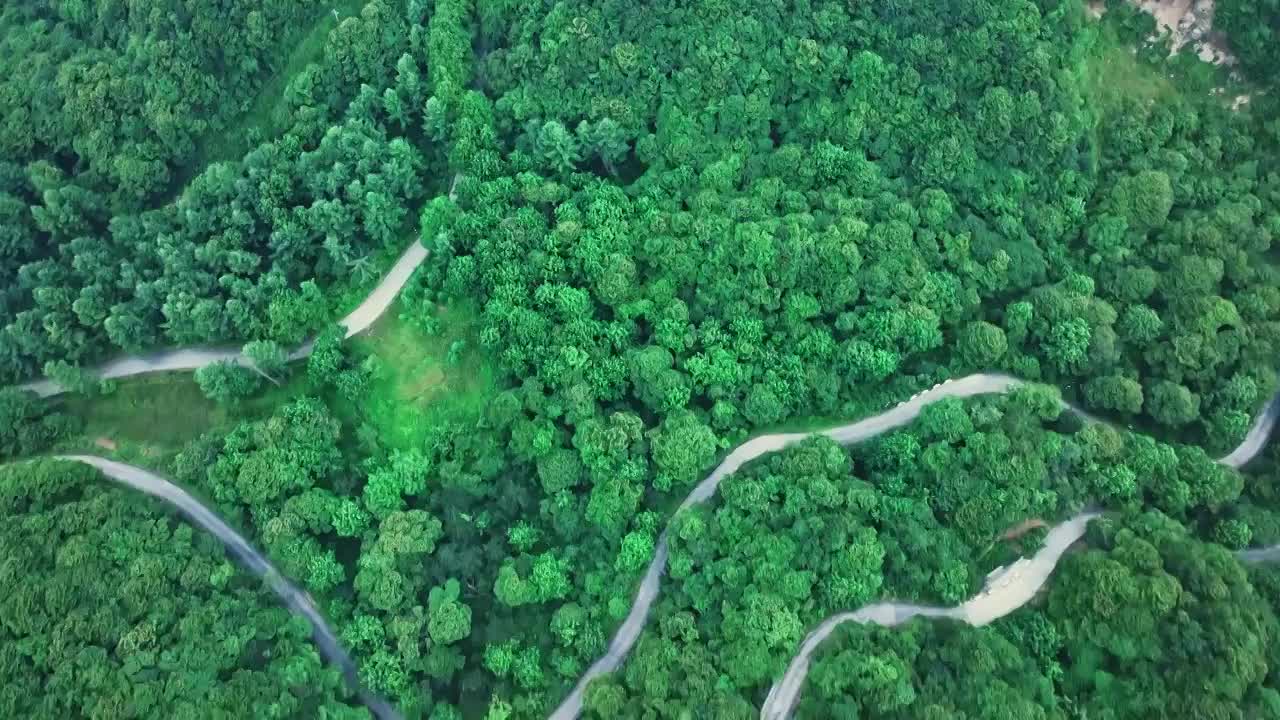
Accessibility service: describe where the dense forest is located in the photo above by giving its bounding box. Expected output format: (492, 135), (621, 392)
(0, 459), (364, 718)
(3, 0), (1280, 718)
(794, 511), (1280, 719)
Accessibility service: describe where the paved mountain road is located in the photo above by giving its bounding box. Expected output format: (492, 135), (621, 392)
(54, 455), (402, 720)
(16, 170), (460, 399)
(550, 376), (1280, 720)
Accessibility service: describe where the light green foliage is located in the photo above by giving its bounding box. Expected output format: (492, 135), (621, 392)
(428, 579), (473, 645)
(615, 530), (655, 572)
(530, 552), (572, 601)
(507, 521), (542, 552)
(0, 460), (355, 716)
(484, 641), (517, 677)
(650, 410), (718, 490)
(194, 361), (262, 404)
(363, 450), (431, 518)
(494, 565), (535, 607)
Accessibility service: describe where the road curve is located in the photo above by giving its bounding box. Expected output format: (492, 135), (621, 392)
(19, 240), (430, 398)
(51, 455), (402, 720)
(17, 172), (465, 399)
(764, 510), (1280, 719)
(550, 376), (1280, 720)
(758, 511), (1101, 720)
(1220, 393), (1280, 469)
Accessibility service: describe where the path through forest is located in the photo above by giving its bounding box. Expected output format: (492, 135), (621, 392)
(53, 455), (402, 720)
(549, 375), (1280, 720)
(758, 512), (1102, 719)
(34, 374), (1280, 720)
(19, 176), (456, 398)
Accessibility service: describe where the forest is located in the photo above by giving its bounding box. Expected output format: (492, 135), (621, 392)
(3, 0), (1280, 718)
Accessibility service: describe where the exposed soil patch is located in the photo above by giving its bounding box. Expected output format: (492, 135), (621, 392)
(1135, 0), (1236, 65)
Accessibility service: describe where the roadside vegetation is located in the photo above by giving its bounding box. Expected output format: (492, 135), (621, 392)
(2, 0), (1280, 719)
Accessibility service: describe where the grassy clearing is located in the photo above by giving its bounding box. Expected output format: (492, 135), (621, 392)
(347, 304), (500, 450)
(54, 373), (233, 462)
(52, 357), (315, 463)
(1083, 32), (1180, 113)
(48, 290), (497, 466)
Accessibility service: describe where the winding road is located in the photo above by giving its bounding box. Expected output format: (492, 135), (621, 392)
(549, 375), (1280, 720)
(8, 176), (1279, 720)
(760, 511), (1101, 719)
(758, 511), (1101, 719)
(53, 455), (402, 720)
(48, 373), (1279, 720)
(28, 372), (1280, 720)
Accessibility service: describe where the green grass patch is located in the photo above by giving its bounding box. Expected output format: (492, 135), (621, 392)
(52, 362), (315, 464)
(54, 373), (232, 462)
(1083, 32), (1179, 113)
(47, 275), (485, 465)
(347, 304), (500, 450)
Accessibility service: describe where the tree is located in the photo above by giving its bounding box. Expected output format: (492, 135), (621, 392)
(650, 410), (718, 491)
(578, 118), (630, 174)
(1113, 170), (1174, 229)
(1044, 318), (1092, 373)
(1084, 375), (1144, 414)
(243, 340), (289, 383)
(494, 564), (535, 607)
(1118, 304), (1163, 343)
(1147, 381), (1201, 427)
(957, 321), (1008, 367)
(307, 326), (347, 387)
(537, 121), (581, 174)
(428, 579), (473, 645)
(41, 359), (103, 396)
(194, 360), (261, 404)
